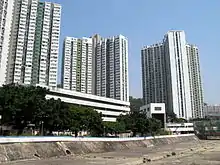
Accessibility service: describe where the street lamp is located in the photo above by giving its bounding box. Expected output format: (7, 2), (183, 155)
(41, 121), (44, 136)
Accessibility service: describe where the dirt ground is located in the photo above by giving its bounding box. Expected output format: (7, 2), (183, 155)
(1, 140), (219, 165)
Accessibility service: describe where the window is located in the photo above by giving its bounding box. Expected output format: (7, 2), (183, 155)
(154, 107), (162, 111)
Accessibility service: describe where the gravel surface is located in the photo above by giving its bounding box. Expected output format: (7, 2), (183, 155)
(1, 140), (219, 165)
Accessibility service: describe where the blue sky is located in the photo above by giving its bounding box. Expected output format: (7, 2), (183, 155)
(46, 0), (220, 104)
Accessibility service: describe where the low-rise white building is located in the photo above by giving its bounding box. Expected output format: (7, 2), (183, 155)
(140, 103), (165, 117)
(166, 123), (194, 134)
(140, 103), (166, 128)
(38, 85), (130, 122)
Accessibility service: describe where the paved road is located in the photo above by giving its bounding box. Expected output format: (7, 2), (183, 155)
(1, 140), (219, 165)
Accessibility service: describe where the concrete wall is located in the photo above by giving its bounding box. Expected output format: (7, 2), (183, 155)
(0, 134), (198, 163)
(0, 134), (194, 143)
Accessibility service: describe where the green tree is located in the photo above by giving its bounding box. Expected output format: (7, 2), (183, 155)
(147, 118), (162, 136)
(83, 107), (103, 136)
(104, 121), (125, 136)
(117, 113), (132, 131)
(35, 98), (70, 135)
(0, 84), (48, 134)
(117, 111), (163, 137)
(68, 106), (81, 137)
(68, 106), (103, 137)
(0, 84), (107, 136)
(118, 111), (148, 136)
(114, 121), (126, 134)
(174, 118), (187, 123)
(166, 111), (177, 122)
(129, 96), (144, 112)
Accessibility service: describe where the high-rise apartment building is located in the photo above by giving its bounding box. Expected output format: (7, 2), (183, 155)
(94, 35), (129, 102)
(62, 34), (129, 102)
(5, 0), (61, 87)
(164, 31), (192, 119)
(186, 44), (204, 118)
(91, 34), (102, 95)
(141, 43), (166, 105)
(142, 31), (203, 119)
(62, 37), (93, 94)
(0, 0), (14, 86)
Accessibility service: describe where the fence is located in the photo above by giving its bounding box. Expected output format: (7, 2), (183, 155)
(0, 134), (195, 144)
(194, 120), (220, 139)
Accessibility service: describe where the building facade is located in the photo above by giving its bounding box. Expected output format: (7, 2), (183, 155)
(91, 34), (102, 95)
(38, 84), (130, 122)
(164, 31), (192, 119)
(204, 105), (220, 118)
(94, 35), (129, 102)
(186, 44), (204, 118)
(62, 34), (129, 102)
(62, 37), (93, 94)
(0, 0), (14, 86)
(166, 123), (194, 134)
(141, 43), (166, 105)
(142, 31), (203, 120)
(5, 0), (61, 87)
(140, 103), (166, 128)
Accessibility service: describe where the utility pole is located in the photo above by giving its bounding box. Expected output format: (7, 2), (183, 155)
(0, 115), (2, 135)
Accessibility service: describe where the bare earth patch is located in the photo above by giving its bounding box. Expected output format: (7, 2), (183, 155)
(1, 140), (219, 165)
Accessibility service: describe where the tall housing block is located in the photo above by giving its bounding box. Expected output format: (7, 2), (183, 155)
(4, 0), (61, 87)
(141, 31), (203, 119)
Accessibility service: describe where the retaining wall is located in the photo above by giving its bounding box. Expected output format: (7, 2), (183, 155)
(0, 134), (198, 163)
